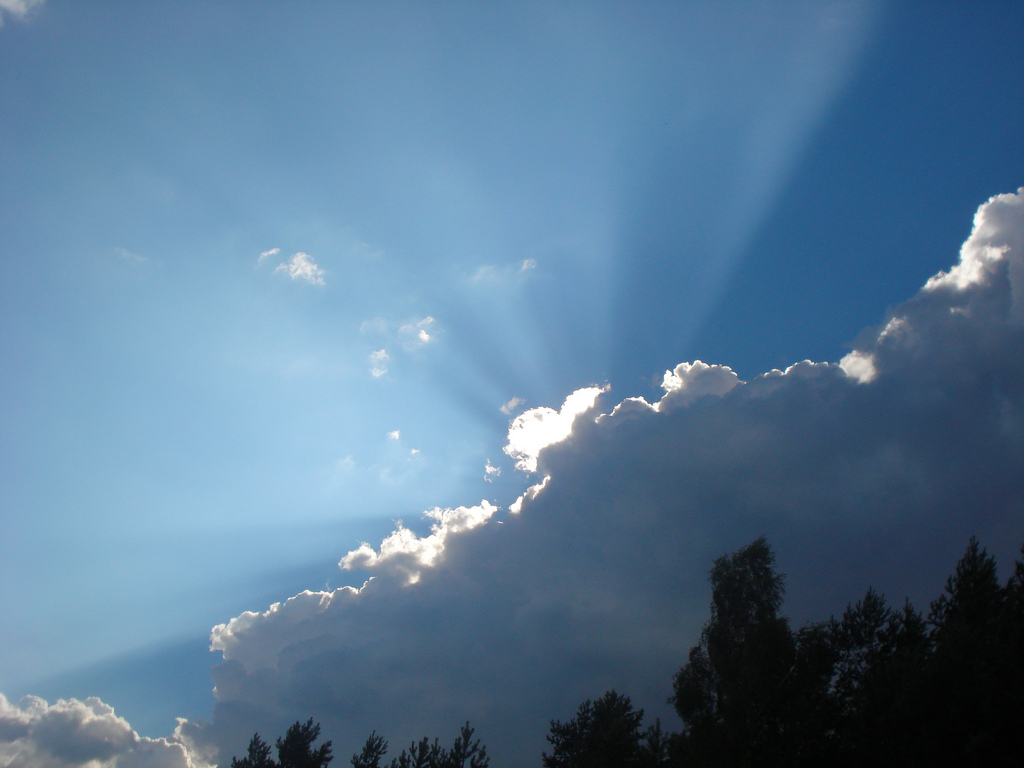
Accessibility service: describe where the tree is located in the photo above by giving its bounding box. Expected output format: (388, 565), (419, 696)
(230, 720), (332, 768)
(387, 723), (488, 768)
(351, 732), (388, 768)
(277, 720), (334, 768)
(671, 537), (796, 766)
(542, 690), (646, 768)
(232, 734), (277, 768)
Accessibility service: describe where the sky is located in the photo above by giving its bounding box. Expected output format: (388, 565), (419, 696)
(1, 0), (1022, 765)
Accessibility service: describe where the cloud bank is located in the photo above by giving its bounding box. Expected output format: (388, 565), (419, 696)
(14, 190), (1022, 766)
(169, 189), (1024, 765)
(0, 694), (205, 768)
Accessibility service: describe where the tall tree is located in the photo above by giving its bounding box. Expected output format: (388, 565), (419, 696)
(671, 537), (796, 766)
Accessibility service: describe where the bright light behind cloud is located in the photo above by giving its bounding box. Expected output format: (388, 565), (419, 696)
(503, 385), (608, 472)
(180, 191), (1023, 765)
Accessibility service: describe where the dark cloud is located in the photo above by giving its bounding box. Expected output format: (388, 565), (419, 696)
(177, 190), (1024, 766)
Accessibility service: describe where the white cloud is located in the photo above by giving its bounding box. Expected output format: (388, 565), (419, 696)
(370, 349), (389, 378)
(923, 188), (1024, 322)
(0, 694), (203, 768)
(274, 252), (325, 286)
(337, 502), (497, 585)
(386, 430), (400, 441)
(655, 360), (740, 412)
(179, 190), (1024, 766)
(503, 386), (607, 472)
(398, 316), (436, 347)
(470, 259), (539, 284)
(500, 396), (525, 415)
(484, 460), (501, 482)
(0, 0), (43, 26)
(257, 247), (280, 264)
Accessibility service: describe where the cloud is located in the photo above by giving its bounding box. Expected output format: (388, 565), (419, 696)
(274, 252), (325, 286)
(180, 190), (1023, 766)
(483, 460), (500, 482)
(369, 349), (389, 378)
(257, 247), (280, 264)
(114, 247), (147, 264)
(398, 316), (436, 348)
(503, 386), (607, 472)
(0, 694), (203, 768)
(0, 0), (43, 26)
(386, 430), (400, 441)
(500, 396), (525, 415)
(469, 259), (539, 284)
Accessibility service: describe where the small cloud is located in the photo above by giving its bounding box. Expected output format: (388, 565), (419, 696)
(112, 246), (147, 264)
(370, 349), (389, 378)
(399, 316), (436, 348)
(0, 0), (44, 26)
(470, 259), (538, 284)
(258, 247), (280, 264)
(484, 460), (501, 482)
(500, 396), (526, 415)
(410, 448), (420, 455)
(275, 252), (325, 286)
(387, 430), (400, 441)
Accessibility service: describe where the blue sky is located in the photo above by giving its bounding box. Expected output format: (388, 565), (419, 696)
(1, 2), (1023, 766)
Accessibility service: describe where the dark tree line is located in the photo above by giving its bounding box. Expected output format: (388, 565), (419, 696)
(669, 535), (1024, 767)
(232, 535), (1024, 767)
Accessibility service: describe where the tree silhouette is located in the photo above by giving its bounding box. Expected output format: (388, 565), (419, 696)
(671, 536), (796, 765)
(542, 690), (649, 768)
(387, 723), (488, 768)
(230, 720), (332, 768)
(232, 733), (277, 768)
(350, 732), (387, 768)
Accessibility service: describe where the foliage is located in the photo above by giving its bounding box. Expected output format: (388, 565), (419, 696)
(232, 719), (332, 768)
(669, 535), (1024, 767)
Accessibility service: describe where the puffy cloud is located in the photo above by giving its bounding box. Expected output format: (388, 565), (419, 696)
(274, 252), (325, 286)
(184, 191), (1023, 766)
(337, 502), (497, 584)
(503, 386), (607, 472)
(483, 460), (500, 482)
(656, 360), (740, 412)
(923, 188), (1024, 321)
(0, 694), (202, 768)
